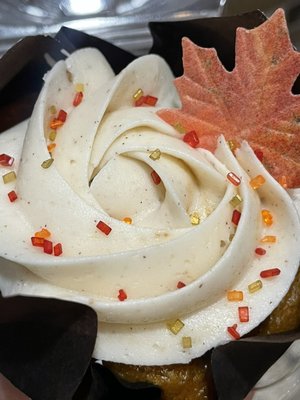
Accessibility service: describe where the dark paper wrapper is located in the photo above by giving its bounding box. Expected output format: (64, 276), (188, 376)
(212, 331), (300, 400)
(0, 295), (98, 399)
(149, 10), (267, 76)
(0, 9), (300, 400)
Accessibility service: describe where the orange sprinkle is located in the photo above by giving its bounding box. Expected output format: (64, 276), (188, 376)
(50, 119), (64, 129)
(261, 209), (273, 226)
(35, 228), (51, 239)
(278, 175), (288, 188)
(249, 175), (265, 190)
(123, 217), (132, 224)
(47, 143), (56, 153)
(227, 290), (243, 301)
(260, 235), (277, 243)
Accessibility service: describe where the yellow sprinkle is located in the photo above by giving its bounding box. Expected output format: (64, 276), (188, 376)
(41, 158), (54, 169)
(227, 290), (243, 301)
(167, 319), (185, 335)
(49, 105), (57, 115)
(229, 233), (235, 241)
(227, 139), (239, 152)
(260, 235), (277, 243)
(190, 212), (200, 225)
(249, 175), (266, 190)
(149, 149), (161, 161)
(2, 171), (16, 184)
(48, 130), (57, 141)
(133, 88), (143, 100)
(261, 209), (273, 226)
(248, 280), (263, 293)
(182, 336), (192, 349)
(229, 194), (243, 207)
(173, 122), (185, 134)
(123, 217), (132, 224)
(75, 83), (84, 92)
(66, 70), (73, 82)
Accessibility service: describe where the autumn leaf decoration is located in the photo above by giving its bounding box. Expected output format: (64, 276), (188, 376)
(158, 8), (300, 188)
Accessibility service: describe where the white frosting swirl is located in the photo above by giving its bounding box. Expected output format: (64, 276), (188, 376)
(0, 48), (299, 365)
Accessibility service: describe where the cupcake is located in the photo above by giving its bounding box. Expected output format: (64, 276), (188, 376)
(0, 7), (299, 400)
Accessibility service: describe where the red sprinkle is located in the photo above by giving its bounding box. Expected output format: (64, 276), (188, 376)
(151, 170), (161, 185)
(31, 237), (44, 247)
(0, 154), (14, 166)
(135, 96), (146, 107)
(144, 95), (158, 106)
(134, 94), (158, 107)
(227, 324), (240, 340)
(177, 281), (186, 289)
(238, 306), (249, 322)
(260, 268), (281, 278)
(232, 210), (241, 225)
(255, 247), (266, 256)
(96, 220), (112, 235)
(254, 149), (264, 162)
(54, 243), (63, 256)
(57, 109), (67, 122)
(118, 289), (127, 301)
(227, 172), (241, 186)
(7, 190), (17, 202)
(73, 91), (83, 107)
(183, 130), (199, 148)
(43, 239), (53, 254)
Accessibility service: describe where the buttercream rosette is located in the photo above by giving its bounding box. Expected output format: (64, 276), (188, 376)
(0, 45), (299, 367)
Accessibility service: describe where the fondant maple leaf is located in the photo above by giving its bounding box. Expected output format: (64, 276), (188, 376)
(158, 8), (300, 188)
